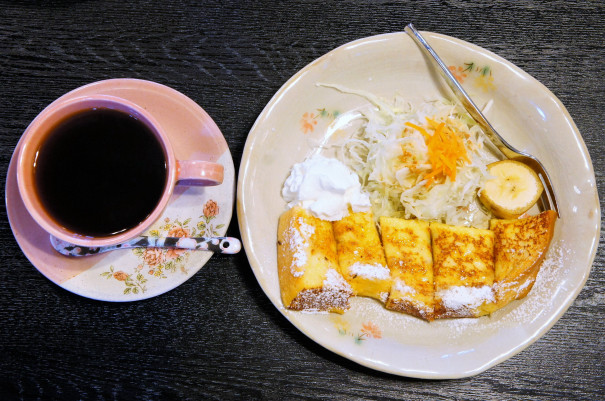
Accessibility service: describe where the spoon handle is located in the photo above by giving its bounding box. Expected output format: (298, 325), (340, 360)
(50, 235), (241, 256)
(404, 24), (510, 159)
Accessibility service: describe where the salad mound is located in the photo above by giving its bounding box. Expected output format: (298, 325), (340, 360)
(324, 84), (498, 228)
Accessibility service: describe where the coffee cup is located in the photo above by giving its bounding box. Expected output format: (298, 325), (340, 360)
(17, 95), (224, 247)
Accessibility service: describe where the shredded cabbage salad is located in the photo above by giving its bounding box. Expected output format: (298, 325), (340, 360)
(321, 84), (498, 228)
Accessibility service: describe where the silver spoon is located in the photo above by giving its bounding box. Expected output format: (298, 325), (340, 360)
(404, 23), (559, 217)
(50, 234), (241, 256)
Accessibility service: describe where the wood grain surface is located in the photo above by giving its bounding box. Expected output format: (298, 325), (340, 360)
(1, 1), (603, 400)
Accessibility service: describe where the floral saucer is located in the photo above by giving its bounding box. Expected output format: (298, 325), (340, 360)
(6, 79), (235, 301)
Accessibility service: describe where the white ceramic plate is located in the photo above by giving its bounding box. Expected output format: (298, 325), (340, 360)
(237, 32), (600, 378)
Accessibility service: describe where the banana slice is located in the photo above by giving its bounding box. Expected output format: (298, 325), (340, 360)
(479, 160), (544, 219)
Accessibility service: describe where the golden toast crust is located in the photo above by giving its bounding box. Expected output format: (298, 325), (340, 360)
(333, 211), (390, 302)
(491, 210), (557, 308)
(431, 223), (495, 318)
(277, 207), (352, 313)
(277, 207), (557, 319)
(380, 217), (435, 320)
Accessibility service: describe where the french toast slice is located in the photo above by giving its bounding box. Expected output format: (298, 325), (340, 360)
(332, 211), (391, 303)
(277, 207), (352, 313)
(430, 222), (496, 318)
(380, 217), (434, 320)
(490, 210), (557, 308)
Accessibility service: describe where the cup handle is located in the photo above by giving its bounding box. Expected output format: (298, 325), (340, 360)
(176, 160), (224, 186)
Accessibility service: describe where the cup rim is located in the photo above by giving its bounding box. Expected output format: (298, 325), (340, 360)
(16, 94), (177, 247)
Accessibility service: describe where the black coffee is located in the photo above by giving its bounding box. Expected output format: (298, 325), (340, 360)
(34, 108), (167, 237)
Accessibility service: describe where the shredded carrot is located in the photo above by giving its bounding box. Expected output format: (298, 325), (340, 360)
(405, 118), (470, 187)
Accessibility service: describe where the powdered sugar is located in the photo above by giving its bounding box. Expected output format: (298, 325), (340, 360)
(297, 217), (315, 238)
(500, 243), (571, 324)
(324, 268), (353, 293)
(349, 262), (390, 280)
(436, 243), (571, 339)
(284, 218), (315, 277)
(290, 269), (353, 313)
(494, 275), (533, 298)
(393, 279), (417, 295)
(437, 285), (495, 310)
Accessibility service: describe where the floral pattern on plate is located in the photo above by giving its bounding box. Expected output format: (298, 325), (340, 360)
(99, 199), (226, 295)
(300, 108), (341, 134)
(332, 316), (382, 344)
(449, 62), (495, 91)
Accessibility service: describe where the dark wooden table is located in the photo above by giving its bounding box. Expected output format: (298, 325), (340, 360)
(1, 1), (603, 399)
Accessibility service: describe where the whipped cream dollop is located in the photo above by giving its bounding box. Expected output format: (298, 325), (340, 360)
(281, 154), (371, 221)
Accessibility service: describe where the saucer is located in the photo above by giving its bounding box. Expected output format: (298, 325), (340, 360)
(6, 78), (235, 301)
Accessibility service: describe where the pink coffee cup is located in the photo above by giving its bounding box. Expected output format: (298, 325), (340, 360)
(17, 95), (224, 247)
